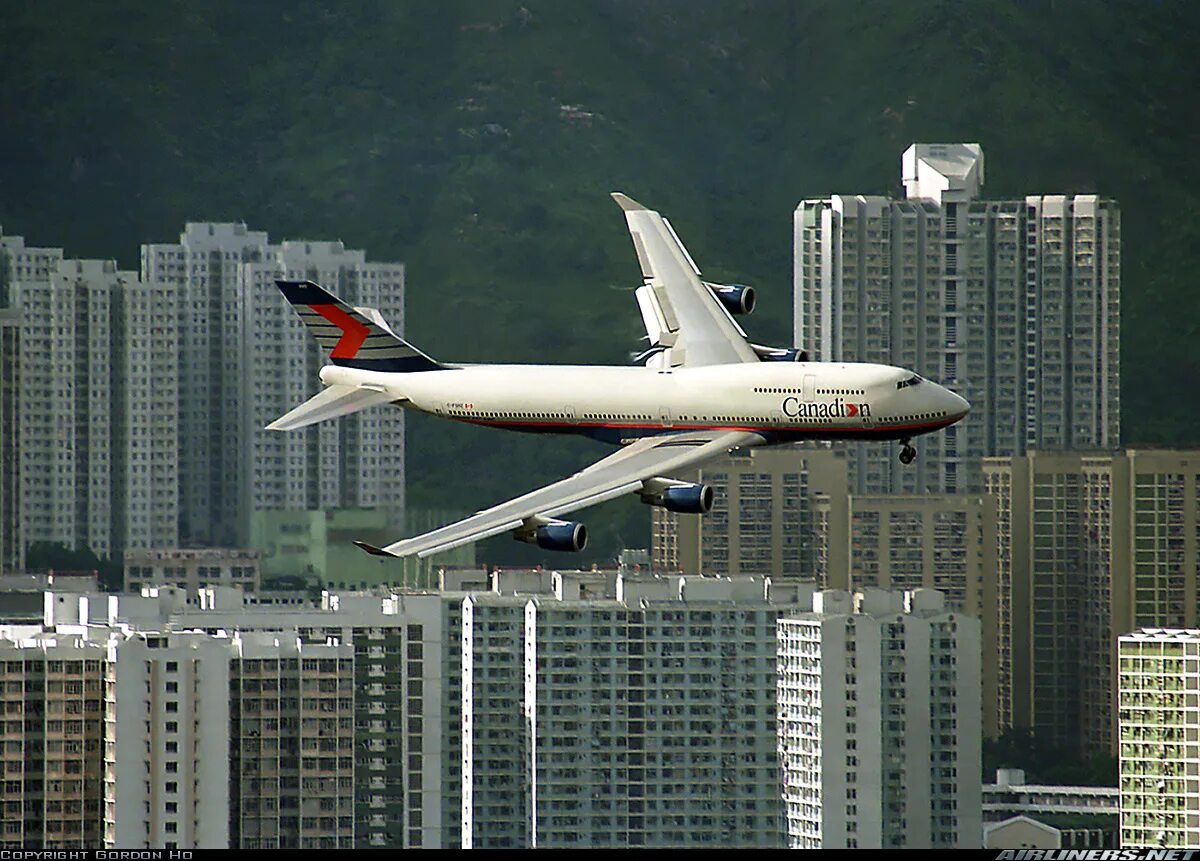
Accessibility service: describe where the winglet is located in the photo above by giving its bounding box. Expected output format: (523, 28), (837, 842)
(611, 192), (648, 212)
(353, 540), (395, 558)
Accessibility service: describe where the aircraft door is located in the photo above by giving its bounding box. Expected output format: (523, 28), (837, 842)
(802, 375), (816, 401)
(660, 408), (674, 428)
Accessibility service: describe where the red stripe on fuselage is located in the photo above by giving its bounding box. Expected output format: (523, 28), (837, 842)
(311, 304), (370, 359)
(448, 417), (958, 437)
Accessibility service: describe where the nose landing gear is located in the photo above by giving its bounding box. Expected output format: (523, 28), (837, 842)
(899, 440), (916, 465)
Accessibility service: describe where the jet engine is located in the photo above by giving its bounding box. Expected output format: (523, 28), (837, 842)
(514, 519), (588, 552)
(639, 480), (715, 514)
(705, 282), (756, 316)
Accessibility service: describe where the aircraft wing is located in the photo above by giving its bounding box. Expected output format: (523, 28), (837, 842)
(356, 429), (765, 558)
(613, 192), (760, 368)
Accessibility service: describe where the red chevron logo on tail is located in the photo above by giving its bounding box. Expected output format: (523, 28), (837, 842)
(311, 304), (370, 359)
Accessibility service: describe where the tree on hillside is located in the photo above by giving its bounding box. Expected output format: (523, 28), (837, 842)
(984, 728), (1118, 787)
(25, 542), (123, 591)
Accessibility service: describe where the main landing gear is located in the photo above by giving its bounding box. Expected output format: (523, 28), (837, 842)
(899, 440), (917, 465)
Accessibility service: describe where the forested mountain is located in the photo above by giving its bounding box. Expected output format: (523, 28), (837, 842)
(3, 1), (1197, 561)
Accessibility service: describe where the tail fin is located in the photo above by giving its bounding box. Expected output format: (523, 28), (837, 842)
(276, 279), (444, 373)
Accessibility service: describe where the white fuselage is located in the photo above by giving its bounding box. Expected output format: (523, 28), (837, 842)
(320, 361), (970, 445)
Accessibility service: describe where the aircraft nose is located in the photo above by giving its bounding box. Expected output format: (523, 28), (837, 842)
(945, 388), (970, 419)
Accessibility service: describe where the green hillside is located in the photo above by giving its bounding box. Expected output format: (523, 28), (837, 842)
(3, 0), (1198, 563)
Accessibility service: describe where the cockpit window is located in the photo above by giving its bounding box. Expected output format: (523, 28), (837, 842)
(896, 375), (922, 390)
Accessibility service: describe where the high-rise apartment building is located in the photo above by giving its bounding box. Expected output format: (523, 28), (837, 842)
(812, 492), (999, 737)
(142, 223), (270, 547)
(7, 587), (465, 850)
(0, 632), (108, 849)
(795, 144), (1120, 494)
(11, 259), (121, 558)
(142, 224), (406, 547)
(7, 574), (843, 849)
(3, 222), (405, 561)
(0, 230), (62, 307)
(985, 449), (1200, 756)
(2, 231), (64, 571)
(0, 307), (20, 572)
(522, 576), (803, 848)
(461, 594), (527, 848)
(241, 241), (405, 519)
(228, 634), (357, 849)
(650, 446), (848, 578)
(8, 259), (179, 557)
(777, 589), (982, 849)
(1117, 628), (1200, 849)
(118, 278), (180, 552)
(2, 229), (182, 560)
(105, 630), (233, 849)
(117, 590), (462, 849)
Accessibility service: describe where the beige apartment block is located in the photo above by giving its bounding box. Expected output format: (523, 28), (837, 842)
(0, 633), (107, 849)
(650, 446), (848, 580)
(1117, 629), (1200, 849)
(813, 492), (998, 736)
(985, 449), (1200, 756)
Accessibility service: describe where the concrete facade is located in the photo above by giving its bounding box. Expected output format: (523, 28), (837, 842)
(0, 577), (985, 849)
(8, 258), (180, 557)
(777, 589), (982, 848)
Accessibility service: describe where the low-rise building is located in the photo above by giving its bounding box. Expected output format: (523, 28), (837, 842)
(124, 548), (261, 596)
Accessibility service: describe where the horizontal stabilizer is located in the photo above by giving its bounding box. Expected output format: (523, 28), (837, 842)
(266, 384), (399, 432)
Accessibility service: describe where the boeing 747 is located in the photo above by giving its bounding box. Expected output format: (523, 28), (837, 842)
(270, 193), (969, 557)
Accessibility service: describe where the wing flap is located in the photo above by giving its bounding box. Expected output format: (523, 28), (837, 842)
(363, 430), (765, 558)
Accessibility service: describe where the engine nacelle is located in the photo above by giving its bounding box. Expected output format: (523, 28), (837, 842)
(706, 282), (756, 316)
(752, 343), (810, 362)
(640, 482), (715, 514)
(515, 520), (588, 553)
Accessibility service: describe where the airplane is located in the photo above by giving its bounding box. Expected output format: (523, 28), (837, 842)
(269, 192), (969, 558)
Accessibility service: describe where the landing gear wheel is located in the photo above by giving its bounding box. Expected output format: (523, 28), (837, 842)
(899, 442), (917, 465)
